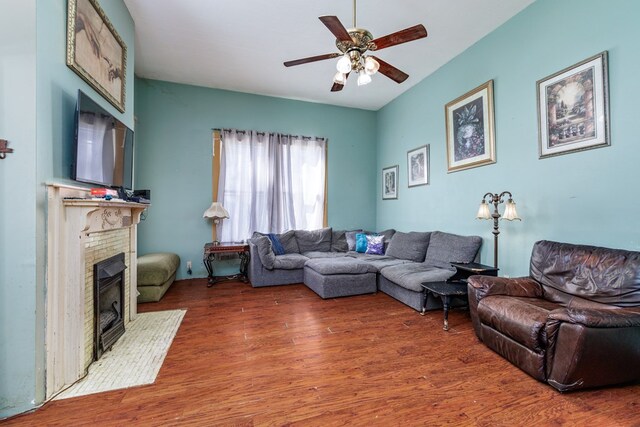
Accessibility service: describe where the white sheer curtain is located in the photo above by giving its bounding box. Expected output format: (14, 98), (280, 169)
(218, 129), (326, 242)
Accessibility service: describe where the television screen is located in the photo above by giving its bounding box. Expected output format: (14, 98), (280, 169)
(73, 90), (134, 190)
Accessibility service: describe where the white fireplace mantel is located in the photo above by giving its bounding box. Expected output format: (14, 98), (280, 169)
(45, 183), (148, 399)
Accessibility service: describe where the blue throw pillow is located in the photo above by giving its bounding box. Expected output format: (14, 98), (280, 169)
(355, 233), (368, 253)
(267, 233), (285, 255)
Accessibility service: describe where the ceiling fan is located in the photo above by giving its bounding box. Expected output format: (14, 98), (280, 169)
(284, 0), (428, 91)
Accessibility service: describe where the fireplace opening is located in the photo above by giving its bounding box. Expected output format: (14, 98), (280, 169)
(94, 252), (127, 360)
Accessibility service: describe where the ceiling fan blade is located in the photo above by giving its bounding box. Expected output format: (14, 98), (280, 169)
(319, 16), (352, 43)
(370, 24), (428, 51)
(371, 56), (409, 83)
(331, 72), (350, 92)
(284, 53), (341, 67)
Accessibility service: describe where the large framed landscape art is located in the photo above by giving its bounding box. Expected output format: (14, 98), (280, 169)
(67, 0), (127, 112)
(445, 80), (496, 173)
(537, 51), (609, 158)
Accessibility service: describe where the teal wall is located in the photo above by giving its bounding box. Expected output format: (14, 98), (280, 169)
(0, 0), (37, 417)
(0, 0), (134, 419)
(376, 0), (640, 277)
(134, 79), (377, 279)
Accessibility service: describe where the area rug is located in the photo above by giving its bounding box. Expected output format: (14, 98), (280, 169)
(54, 309), (186, 400)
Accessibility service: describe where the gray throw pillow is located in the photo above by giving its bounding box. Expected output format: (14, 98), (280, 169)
(424, 231), (482, 264)
(345, 230), (363, 251)
(295, 227), (332, 252)
(253, 236), (276, 269)
(331, 230), (349, 252)
(386, 231), (431, 262)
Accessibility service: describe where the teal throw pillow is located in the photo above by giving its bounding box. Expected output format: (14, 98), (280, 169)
(355, 233), (368, 253)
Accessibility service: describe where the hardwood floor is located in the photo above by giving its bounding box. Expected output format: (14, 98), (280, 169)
(6, 279), (640, 426)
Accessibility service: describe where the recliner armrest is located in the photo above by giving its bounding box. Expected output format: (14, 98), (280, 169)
(548, 307), (640, 328)
(467, 275), (543, 300)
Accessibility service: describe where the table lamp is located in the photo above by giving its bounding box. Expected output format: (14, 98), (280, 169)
(203, 202), (229, 244)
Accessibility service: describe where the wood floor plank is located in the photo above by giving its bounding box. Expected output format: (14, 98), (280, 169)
(4, 279), (640, 426)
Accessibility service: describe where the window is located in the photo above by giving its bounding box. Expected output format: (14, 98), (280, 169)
(216, 129), (327, 242)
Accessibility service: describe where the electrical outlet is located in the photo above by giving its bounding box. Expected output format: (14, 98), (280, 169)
(187, 260), (192, 275)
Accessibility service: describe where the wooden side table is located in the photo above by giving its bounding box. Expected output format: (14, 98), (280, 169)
(203, 242), (250, 287)
(421, 262), (498, 330)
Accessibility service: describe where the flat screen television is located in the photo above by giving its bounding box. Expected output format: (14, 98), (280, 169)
(72, 90), (134, 190)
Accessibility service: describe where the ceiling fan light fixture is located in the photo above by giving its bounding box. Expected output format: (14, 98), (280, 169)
(357, 71), (372, 86)
(336, 55), (352, 73)
(364, 56), (379, 75)
(333, 71), (347, 85)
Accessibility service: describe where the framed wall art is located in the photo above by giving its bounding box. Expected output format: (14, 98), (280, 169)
(537, 51), (609, 158)
(382, 165), (398, 200)
(445, 80), (496, 173)
(67, 0), (127, 112)
(407, 145), (429, 187)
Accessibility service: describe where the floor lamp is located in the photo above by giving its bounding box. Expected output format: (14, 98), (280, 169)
(476, 191), (521, 269)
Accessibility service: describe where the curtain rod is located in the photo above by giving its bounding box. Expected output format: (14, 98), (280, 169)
(212, 128), (326, 141)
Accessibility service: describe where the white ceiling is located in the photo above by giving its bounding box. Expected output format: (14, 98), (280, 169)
(124, 0), (534, 111)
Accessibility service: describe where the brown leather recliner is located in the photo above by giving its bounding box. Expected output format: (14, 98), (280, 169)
(468, 240), (640, 392)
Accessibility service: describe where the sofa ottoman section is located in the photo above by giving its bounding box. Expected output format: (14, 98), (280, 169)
(304, 258), (377, 299)
(137, 252), (180, 303)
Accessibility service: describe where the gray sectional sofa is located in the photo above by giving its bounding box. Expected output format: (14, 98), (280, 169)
(248, 227), (482, 312)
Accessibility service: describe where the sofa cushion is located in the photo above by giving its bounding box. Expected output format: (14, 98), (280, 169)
(530, 240), (640, 307)
(360, 257), (412, 271)
(331, 229), (349, 252)
(303, 251), (351, 259)
(477, 296), (560, 352)
(424, 231), (482, 264)
(305, 257), (378, 275)
(273, 253), (309, 270)
(295, 227), (332, 252)
(345, 230), (363, 251)
(253, 230), (299, 254)
(254, 236), (276, 269)
(381, 263), (456, 292)
(385, 231), (431, 262)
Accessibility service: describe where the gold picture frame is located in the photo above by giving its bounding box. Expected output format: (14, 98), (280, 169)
(445, 80), (496, 172)
(67, 0), (127, 112)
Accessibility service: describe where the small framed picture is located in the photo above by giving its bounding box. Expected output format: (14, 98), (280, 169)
(382, 165), (398, 200)
(537, 51), (610, 158)
(407, 145), (429, 187)
(445, 80), (496, 173)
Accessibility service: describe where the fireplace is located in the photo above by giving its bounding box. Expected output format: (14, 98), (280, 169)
(94, 252), (127, 360)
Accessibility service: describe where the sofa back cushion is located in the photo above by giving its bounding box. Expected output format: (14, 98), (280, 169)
(386, 231), (431, 262)
(253, 236), (276, 269)
(530, 240), (640, 307)
(295, 227), (332, 253)
(252, 230), (299, 254)
(424, 231), (481, 264)
(331, 230), (349, 252)
(345, 230), (363, 251)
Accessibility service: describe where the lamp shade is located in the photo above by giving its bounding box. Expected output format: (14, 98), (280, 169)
(476, 201), (491, 220)
(502, 199), (521, 221)
(203, 202), (230, 220)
